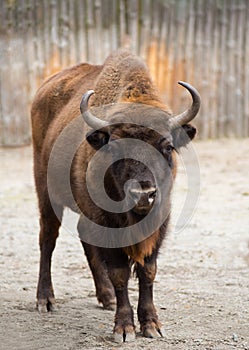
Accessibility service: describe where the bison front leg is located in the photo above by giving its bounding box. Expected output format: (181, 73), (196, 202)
(37, 198), (62, 313)
(104, 249), (135, 342)
(136, 256), (163, 338)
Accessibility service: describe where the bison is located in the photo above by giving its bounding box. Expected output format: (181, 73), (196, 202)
(31, 50), (200, 342)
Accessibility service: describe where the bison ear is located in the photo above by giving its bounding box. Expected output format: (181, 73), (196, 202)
(86, 130), (110, 150)
(171, 124), (197, 149)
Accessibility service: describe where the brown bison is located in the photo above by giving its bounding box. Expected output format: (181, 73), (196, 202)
(31, 50), (200, 342)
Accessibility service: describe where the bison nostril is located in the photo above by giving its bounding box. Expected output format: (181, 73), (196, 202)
(148, 189), (157, 200)
(148, 190), (157, 205)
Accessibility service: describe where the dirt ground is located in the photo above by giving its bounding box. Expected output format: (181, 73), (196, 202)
(0, 139), (248, 350)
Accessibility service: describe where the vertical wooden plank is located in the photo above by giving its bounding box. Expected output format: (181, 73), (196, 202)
(43, 0), (52, 76)
(85, 0), (96, 62)
(235, 0), (246, 137)
(118, 0), (126, 47)
(0, 0), (6, 145)
(68, 0), (77, 65)
(123, 0), (130, 37)
(2, 1), (17, 145)
(136, 0), (142, 55)
(50, 0), (60, 73)
(191, 0), (204, 138)
(0, 0), (5, 35)
(154, 1), (167, 94)
(25, 0), (37, 101)
(112, 0), (120, 51)
(126, 0), (138, 53)
(210, 0), (219, 139)
(98, 0), (109, 57)
(166, 0), (177, 109)
(119, 0), (129, 49)
(34, 0), (46, 87)
(201, 0), (215, 138)
(1, 0), (13, 145)
(77, 0), (88, 62)
(29, 0), (40, 91)
(94, 0), (103, 63)
(107, 0), (118, 54)
(100, 0), (117, 59)
(74, 0), (80, 63)
(154, 1), (171, 105)
(243, 1), (249, 136)
(15, 1), (31, 144)
(83, 0), (90, 61)
(243, 0), (248, 136)
(217, 1), (228, 138)
(59, 0), (69, 67)
(152, 0), (161, 84)
(225, 0), (236, 137)
(112, 0), (120, 50)
(146, 0), (161, 91)
(139, 0), (151, 59)
(173, 1), (191, 120)
(184, 0), (195, 85)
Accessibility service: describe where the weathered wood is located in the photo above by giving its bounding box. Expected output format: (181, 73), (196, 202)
(244, 3), (249, 137)
(0, 0), (249, 145)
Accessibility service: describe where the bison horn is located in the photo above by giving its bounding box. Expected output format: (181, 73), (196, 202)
(80, 90), (109, 129)
(169, 81), (201, 129)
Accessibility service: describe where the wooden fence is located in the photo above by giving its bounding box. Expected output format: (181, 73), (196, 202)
(0, 0), (249, 146)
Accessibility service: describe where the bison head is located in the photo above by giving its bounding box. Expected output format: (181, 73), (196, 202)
(80, 82), (200, 222)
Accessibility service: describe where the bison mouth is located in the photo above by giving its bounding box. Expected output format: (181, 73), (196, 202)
(132, 205), (153, 216)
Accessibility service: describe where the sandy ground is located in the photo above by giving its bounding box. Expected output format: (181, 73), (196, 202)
(0, 139), (248, 350)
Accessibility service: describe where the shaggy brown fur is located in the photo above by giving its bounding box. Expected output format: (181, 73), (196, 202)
(31, 50), (197, 342)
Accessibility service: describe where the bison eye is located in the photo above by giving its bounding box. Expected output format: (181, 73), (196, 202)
(161, 144), (174, 156)
(160, 142), (175, 168)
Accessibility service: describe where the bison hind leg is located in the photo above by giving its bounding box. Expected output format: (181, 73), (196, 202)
(81, 242), (115, 310)
(36, 194), (63, 313)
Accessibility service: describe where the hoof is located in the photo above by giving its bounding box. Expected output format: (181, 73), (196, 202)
(37, 297), (56, 313)
(125, 331), (136, 342)
(102, 299), (116, 311)
(142, 322), (164, 338)
(113, 325), (136, 343)
(113, 332), (124, 343)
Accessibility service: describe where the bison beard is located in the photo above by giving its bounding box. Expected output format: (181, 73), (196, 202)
(31, 50), (200, 342)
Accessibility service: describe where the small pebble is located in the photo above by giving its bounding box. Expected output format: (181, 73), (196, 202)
(232, 333), (238, 342)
